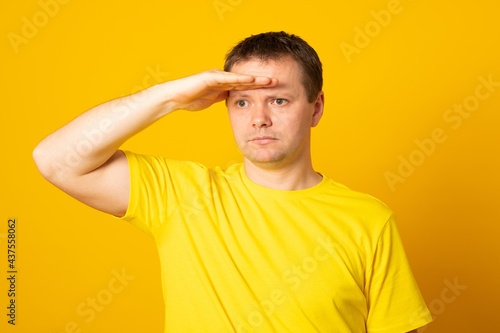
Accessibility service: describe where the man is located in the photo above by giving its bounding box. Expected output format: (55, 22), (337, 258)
(33, 31), (432, 332)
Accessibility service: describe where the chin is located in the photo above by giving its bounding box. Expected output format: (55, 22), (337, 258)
(244, 152), (288, 167)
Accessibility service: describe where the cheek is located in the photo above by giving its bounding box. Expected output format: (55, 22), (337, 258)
(284, 113), (310, 133)
(228, 114), (245, 139)
(227, 111), (237, 126)
(283, 116), (312, 145)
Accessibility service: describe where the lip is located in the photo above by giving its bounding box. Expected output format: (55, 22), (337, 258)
(249, 136), (277, 144)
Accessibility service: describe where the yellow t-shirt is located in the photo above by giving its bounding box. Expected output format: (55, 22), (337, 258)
(119, 150), (432, 333)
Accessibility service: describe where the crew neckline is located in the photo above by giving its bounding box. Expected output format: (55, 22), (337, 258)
(236, 164), (329, 199)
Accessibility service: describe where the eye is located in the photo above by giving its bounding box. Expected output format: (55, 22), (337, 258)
(237, 100), (248, 107)
(273, 98), (288, 106)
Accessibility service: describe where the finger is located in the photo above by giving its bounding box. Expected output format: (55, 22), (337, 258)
(213, 77), (278, 90)
(223, 78), (279, 91)
(209, 71), (276, 87)
(233, 75), (277, 86)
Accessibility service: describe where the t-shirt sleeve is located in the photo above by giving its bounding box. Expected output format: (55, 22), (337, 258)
(114, 150), (210, 239)
(365, 214), (433, 333)
(115, 150), (169, 238)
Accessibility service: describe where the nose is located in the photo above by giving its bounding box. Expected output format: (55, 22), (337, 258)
(251, 104), (272, 128)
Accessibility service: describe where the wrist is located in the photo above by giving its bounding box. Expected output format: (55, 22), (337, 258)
(145, 81), (180, 118)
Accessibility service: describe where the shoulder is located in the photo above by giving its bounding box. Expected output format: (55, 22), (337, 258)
(323, 176), (392, 215)
(122, 150), (241, 185)
(320, 175), (394, 225)
(122, 150), (209, 174)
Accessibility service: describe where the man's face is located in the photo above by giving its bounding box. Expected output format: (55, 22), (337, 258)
(227, 56), (323, 169)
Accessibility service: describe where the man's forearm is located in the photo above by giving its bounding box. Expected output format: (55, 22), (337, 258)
(33, 83), (175, 182)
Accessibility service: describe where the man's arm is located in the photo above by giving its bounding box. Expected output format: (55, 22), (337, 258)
(33, 70), (277, 217)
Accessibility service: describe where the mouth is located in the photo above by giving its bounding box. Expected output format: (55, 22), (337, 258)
(249, 136), (277, 145)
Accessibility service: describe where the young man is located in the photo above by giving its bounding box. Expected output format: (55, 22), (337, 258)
(33, 32), (432, 332)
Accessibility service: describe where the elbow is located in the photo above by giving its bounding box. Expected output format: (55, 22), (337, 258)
(32, 143), (57, 181)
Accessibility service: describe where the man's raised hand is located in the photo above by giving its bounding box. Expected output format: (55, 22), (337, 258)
(162, 69), (278, 112)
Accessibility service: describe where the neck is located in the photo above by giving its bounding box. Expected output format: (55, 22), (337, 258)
(243, 154), (323, 191)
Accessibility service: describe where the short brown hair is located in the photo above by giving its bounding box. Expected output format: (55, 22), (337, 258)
(224, 31), (323, 103)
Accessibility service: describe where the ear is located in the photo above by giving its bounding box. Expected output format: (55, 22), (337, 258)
(311, 91), (324, 127)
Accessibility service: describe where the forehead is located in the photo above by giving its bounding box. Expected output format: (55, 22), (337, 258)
(229, 57), (304, 95)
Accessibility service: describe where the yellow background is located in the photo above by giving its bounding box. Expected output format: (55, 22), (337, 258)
(1, 0), (499, 332)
